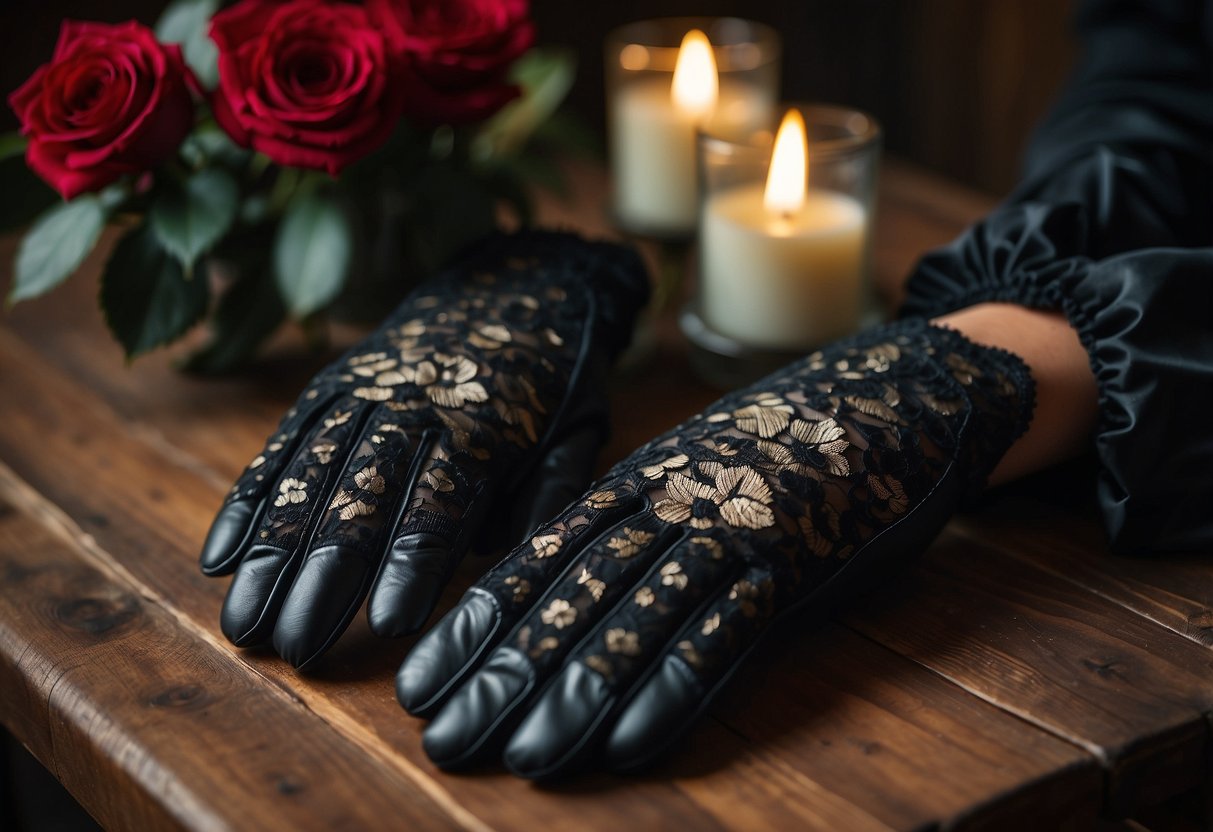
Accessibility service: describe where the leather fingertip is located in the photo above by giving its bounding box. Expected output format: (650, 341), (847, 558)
(220, 614), (268, 649)
(368, 597), (419, 639)
(396, 591), (501, 716)
(604, 655), (702, 773)
(219, 544), (293, 647)
(368, 535), (452, 638)
(272, 546), (368, 670)
(503, 661), (612, 780)
(396, 658), (431, 715)
(200, 500), (259, 576)
(418, 648), (534, 769)
(279, 643), (320, 671)
(422, 717), (475, 771)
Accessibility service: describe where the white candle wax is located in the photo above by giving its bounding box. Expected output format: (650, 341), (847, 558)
(701, 184), (867, 350)
(611, 79), (773, 235)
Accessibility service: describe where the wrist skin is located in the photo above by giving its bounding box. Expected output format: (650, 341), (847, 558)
(932, 303), (1097, 487)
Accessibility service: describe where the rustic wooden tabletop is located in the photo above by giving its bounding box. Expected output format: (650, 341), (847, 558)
(2, 160), (1211, 831)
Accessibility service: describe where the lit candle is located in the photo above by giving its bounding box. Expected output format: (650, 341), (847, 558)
(700, 109), (868, 350)
(611, 29), (774, 236)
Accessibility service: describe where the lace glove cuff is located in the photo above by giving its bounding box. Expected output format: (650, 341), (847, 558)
(391, 230), (651, 361)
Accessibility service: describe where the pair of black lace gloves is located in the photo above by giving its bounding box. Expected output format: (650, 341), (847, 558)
(200, 231), (1034, 778)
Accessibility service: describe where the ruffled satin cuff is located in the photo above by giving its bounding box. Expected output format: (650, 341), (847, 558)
(1055, 247), (1213, 554)
(900, 219), (1213, 554)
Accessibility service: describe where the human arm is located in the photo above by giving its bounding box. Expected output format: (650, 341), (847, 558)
(936, 304), (1096, 487)
(903, 0), (1213, 550)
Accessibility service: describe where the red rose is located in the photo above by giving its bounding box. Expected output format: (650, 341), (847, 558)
(210, 0), (407, 175)
(8, 21), (195, 200)
(368, 0), (535, 125)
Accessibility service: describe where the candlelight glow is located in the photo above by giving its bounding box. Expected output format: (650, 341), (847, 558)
(764, 109), (808, 214)
(670, 29), (718, 120)
(619, 43), (649, 71)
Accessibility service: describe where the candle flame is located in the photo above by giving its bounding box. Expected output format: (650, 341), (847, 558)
(764, 109), (808, 214)
(670, 29), (718, 121)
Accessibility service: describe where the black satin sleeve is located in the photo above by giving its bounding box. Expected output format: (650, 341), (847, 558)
(899, 0), (1213, 553)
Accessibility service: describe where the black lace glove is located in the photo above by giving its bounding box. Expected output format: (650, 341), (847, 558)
(396, 318), (1035, 777)
(198, 231), (649, 669)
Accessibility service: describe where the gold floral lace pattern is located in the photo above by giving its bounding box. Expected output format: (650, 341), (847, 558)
(219, 232), (649, 559)
(475, 319), (1034, 692)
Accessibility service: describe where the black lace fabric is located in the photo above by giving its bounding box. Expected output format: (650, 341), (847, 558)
(225, 239), (645, 555)
(400, 318), (1036, 776)
(200, 231), (648, 665)
(482, 318), (1034, 682)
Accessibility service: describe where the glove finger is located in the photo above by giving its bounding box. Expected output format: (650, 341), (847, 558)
(364, 433), (491, 638)
(418, 513), (678, 770)
(200, 389), (339, 576)
(396, 488), (639, 717)
(602, 565), (777, 773)
(199, 499), (262, 577)
(503, 531), (740, 779)
(271, 421), (419, 669)
(507, 424), (604, 544)
(218, 400), (367, 647)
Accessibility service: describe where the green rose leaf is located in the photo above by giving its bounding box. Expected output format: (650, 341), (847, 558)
(100, 225), (210, 358)
(149, 167), (239, 273)
(10, 196), (106, 304)
(182, 247), (287, 374)
(473, 47), (577, 160)
(274, 190), (352, 318)
(156, 0), (221, 89)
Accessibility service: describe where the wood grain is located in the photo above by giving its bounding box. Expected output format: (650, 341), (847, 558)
(952, 495), (1213, 649)
(0, 497), (460, 832)
(844, 527), (1213, 817)
(712, 624), (1100, 830)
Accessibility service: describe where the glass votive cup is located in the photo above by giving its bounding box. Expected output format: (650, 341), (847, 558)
(605, 17), (781, 240)
(683, 104), (882, 387)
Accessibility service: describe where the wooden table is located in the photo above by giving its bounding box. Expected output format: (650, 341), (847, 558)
(2, 160), (1212, 832)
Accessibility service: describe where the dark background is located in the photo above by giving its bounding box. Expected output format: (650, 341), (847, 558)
(0, 0), (1076, 195)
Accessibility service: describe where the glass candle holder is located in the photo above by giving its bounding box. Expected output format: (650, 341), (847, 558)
(683, 104), (881, 387)
(605, 17), (780, 240)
